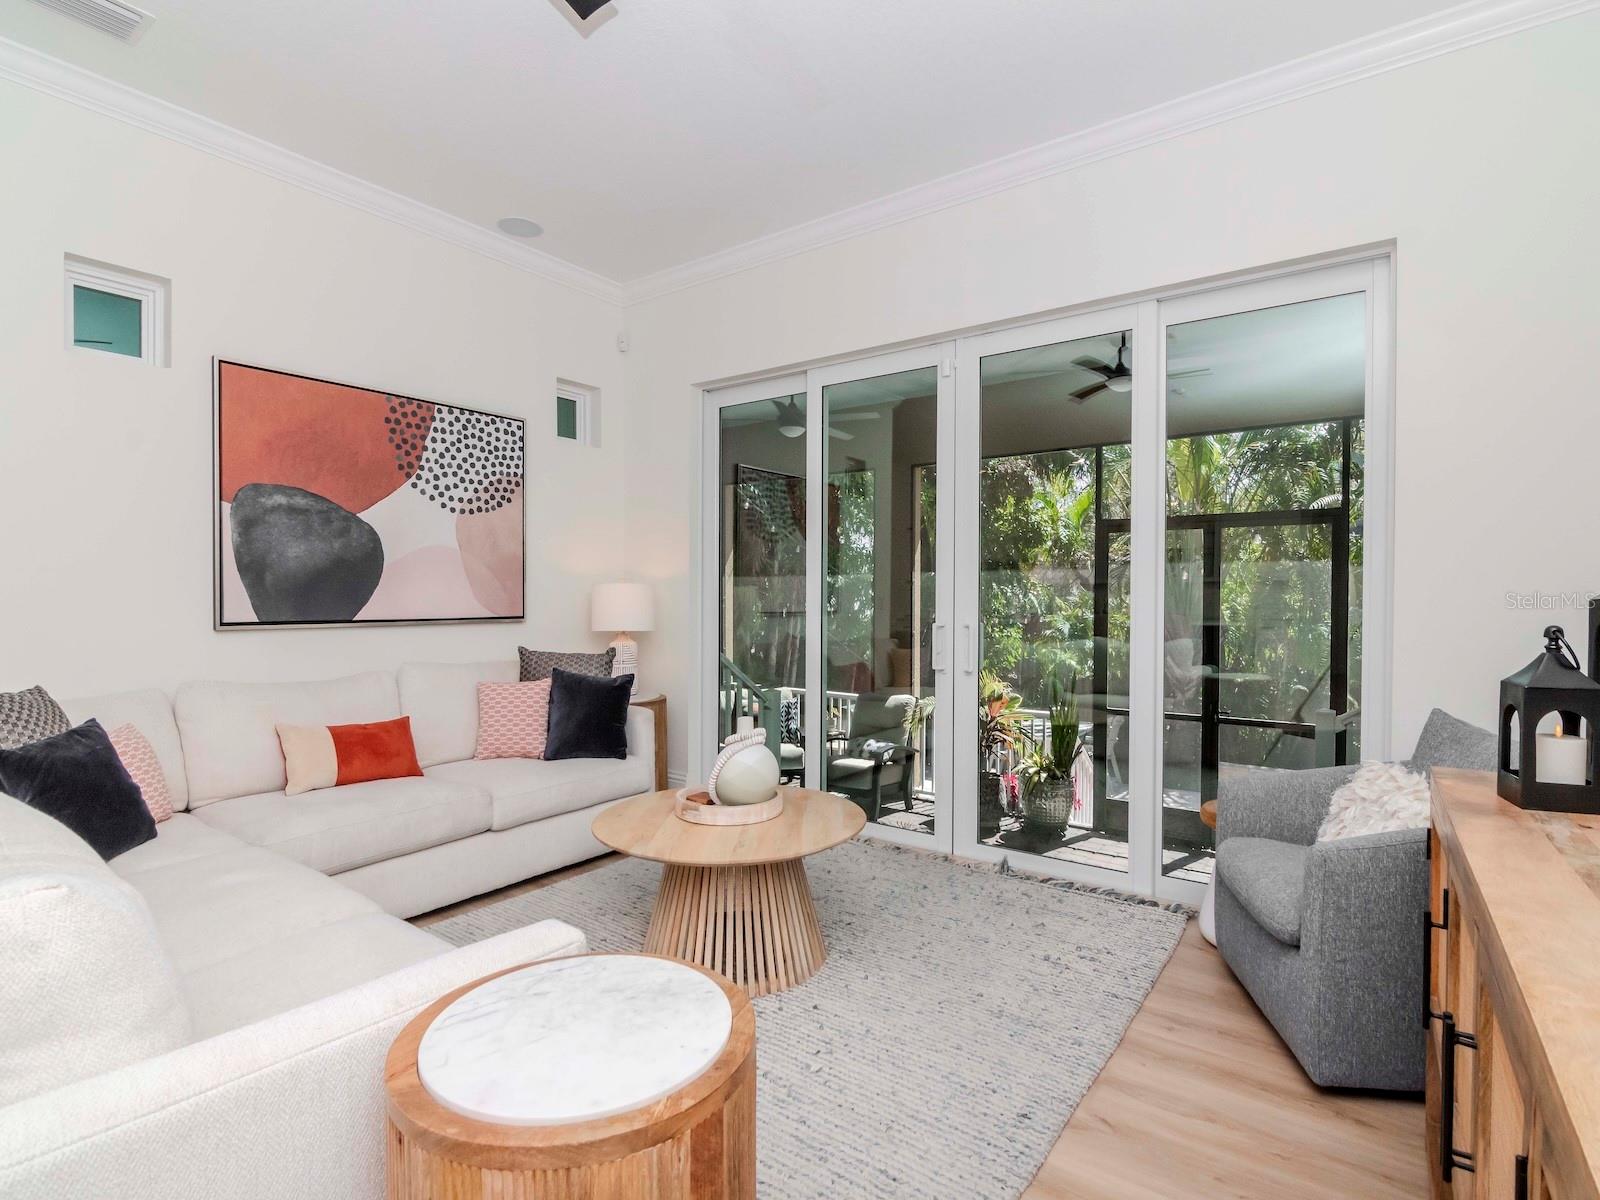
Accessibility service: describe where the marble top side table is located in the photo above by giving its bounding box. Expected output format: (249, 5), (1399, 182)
(384, 953), (755, 1200)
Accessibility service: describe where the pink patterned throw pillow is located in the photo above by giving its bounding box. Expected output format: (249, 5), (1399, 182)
(108, 722), (174, 823)
(474, 679), (552, 760)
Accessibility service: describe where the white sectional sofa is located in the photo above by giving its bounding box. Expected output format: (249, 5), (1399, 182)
(0, 659), (655, 1199)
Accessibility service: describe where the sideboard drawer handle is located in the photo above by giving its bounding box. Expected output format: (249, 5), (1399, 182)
(1440, 1014), (1478, 1181)
(1423, 888), (1450, 1027)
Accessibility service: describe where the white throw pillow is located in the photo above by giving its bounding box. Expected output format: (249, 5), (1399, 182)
(1316, 761), (1430, 842)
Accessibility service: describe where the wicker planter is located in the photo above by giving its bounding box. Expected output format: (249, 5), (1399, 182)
(1022, 778), (1073, 829)
(978, 770), (1005, 839)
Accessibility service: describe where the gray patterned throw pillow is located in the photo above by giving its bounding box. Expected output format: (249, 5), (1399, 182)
(518, 646), (616, 682)
(0, 686), (70, 750)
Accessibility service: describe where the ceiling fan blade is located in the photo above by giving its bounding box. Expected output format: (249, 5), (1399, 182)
(1167, 367), (1212, 379)
(1066, 383), (1105, 403)
(828, 427), (854, 440)
(832, 412), (880, 422)
(1070, 356), (1113, 377)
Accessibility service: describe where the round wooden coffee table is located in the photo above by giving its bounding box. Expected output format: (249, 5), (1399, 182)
(385, 953), (755, 1199)
(592, 786), (865, 997)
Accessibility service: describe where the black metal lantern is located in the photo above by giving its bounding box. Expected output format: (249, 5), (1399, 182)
(1498, 625), (1600, 812)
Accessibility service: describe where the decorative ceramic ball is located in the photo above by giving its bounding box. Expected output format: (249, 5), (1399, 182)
(708, 729), (780, 806)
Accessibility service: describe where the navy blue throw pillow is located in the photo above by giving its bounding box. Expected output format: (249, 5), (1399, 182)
(544, 668), (633, 761)
(0, 719), (156, 860)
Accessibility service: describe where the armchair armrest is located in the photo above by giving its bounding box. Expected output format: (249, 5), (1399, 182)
(1215, 763), (1361, 848)
(0, 919), (587, 1200)
(1300, 827), (1429, 951)
(1291, 827), (1430, 1090)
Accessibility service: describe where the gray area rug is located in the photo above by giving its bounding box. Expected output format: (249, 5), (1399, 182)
(428, 840), (1188, 1199)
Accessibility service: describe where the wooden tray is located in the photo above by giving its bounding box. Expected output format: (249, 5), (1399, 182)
(674, 788), (784, 826)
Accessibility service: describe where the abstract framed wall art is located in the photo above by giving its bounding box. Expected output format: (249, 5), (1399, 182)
(214, 360), (525, 628)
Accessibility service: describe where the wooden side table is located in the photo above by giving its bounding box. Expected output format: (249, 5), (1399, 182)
(386, 953), (755, 1199)
(630, 693), (669, 791)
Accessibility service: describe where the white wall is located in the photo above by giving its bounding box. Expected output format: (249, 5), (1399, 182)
(0, 79), (627, 698)
(622, 13), (1600, 777)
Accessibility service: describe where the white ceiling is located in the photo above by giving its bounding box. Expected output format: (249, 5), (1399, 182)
(3, 0), (1471, 282)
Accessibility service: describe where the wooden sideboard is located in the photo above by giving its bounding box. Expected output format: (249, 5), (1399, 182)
(1427, 769), (1600, 1200)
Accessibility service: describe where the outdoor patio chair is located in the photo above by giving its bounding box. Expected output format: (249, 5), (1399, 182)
(826, 692), (919, 821)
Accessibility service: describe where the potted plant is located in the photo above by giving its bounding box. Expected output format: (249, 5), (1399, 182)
(1018, 673), (1081, 830)
(978, 670), (1031, 837)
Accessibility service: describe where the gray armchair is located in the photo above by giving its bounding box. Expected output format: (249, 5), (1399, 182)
(1214, 708), (1496, 1090)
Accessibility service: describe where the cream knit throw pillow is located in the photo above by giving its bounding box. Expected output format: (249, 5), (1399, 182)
(1316, 761), (1430, 842)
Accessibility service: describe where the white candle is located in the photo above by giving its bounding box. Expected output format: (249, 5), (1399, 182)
(1535, 725), (1589, 785)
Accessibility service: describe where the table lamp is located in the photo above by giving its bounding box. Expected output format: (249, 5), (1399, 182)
(591, 582), (654, 693)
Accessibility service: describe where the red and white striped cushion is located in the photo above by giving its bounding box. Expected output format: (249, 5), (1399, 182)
(474, 679), (552, 760)
(107, 722), (174, 823)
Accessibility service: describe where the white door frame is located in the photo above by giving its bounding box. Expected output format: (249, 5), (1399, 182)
(808, 343), (956, 852)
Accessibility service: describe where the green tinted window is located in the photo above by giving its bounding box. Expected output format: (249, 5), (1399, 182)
(73, 285), (142, 357)
(556, 394), (578, 440)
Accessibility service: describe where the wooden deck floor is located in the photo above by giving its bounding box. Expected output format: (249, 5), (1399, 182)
(416, 861), (1426, 1200)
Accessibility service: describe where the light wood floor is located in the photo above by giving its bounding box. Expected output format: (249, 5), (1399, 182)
(415, 860), (1427, 1200)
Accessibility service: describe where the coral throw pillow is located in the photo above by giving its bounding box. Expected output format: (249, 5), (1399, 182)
(277, 716), (423, 796)
(107, 723), (173, 823)
(474, 679), (552, 760)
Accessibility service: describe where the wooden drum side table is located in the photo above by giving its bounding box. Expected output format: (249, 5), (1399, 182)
(592, 787), (866, 998)
(385, 953), (755, 1200)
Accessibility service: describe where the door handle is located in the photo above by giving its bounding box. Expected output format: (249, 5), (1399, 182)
(932, 624), (948, 672)
(962, 623), (977, 675)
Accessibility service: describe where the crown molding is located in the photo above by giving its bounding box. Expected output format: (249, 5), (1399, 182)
(621, 0), (1599, 305)
(3, 0), (1592, 310)
(0, 36), (626, 306)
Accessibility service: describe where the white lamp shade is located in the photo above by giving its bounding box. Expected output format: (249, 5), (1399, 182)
(591, 582), (655, 633)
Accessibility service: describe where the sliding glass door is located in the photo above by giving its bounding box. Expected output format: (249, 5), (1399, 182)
(1156, 282), (1375, 890)
(809, 347), (955, 848)
(953, 309), (1143, 876)
(706, 375), (811, 783)
(703, 257), (1390, 904)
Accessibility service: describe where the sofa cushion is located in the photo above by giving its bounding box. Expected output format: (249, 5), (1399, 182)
(278, 716), (424, 796)
(112, 810), (247, 875)
(1217, 836), (1309, 947)
(0, 685), (68, 749)
(175, 671), (400, 806)
(426, 753), (652, 831)
(181, 912), (446, 1038)
(1408, 708), (1497, 774)
(115, 843), (381, 973)
(191, 775), (492, 875)
(0, 795), (191, 1106)
(63, 688), (190, 810)
(398, 659), (519, 768)
(0, 720), (157, 861)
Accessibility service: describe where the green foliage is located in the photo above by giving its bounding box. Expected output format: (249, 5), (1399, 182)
(1018, 672), (1081, 793)
(978, 669), (1032, 763)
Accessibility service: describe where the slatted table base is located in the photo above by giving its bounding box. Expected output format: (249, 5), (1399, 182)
(645, 860), (827, 997)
